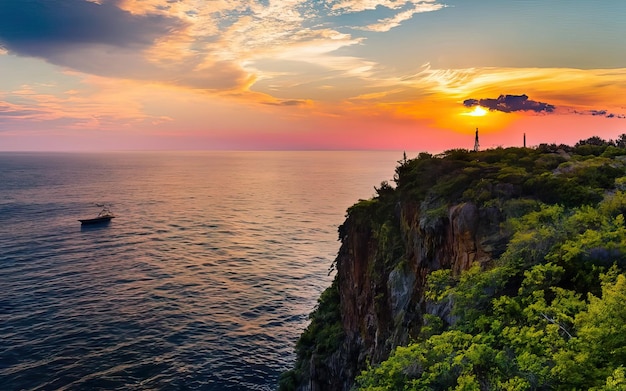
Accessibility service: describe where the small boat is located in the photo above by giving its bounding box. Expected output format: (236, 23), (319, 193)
(79, 205), (116, 225)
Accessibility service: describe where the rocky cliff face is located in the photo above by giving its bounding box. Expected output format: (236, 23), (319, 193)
(294, 199), (509, 391)
(283, 144), (626, 391)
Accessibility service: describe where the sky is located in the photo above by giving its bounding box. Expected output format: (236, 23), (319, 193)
(0, 0), (625, 151)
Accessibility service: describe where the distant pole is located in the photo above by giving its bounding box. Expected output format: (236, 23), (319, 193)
(524, 133), (526, 148)
(473, 128), (480, 152)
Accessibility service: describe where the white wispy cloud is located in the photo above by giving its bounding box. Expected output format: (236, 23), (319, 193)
(0, 0), (445, 98)
(358, 2), (447, 32)
(116, 1), (362, 91)
(116, 0), (447, 89)
(332, 0), (414, 12)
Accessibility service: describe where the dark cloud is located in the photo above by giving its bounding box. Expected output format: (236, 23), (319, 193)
(0, 103), (46, 118)
(464, 95), (626, 119)
(0, 109), (45, 118)
(577, 109), (626, 119)
(0, 1), (251, 91)
(463, 94), (555, 113)
(0, 0), (184, 58)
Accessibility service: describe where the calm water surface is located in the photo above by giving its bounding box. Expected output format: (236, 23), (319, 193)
(0, 151), (404, 390)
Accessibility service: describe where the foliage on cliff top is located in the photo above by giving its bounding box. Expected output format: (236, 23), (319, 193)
(282, 135), (626, 391)
(393, 137), (626, 210)
(355, 136), (626, 390)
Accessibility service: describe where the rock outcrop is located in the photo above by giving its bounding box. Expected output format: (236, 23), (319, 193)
(292, 198), (508, 391)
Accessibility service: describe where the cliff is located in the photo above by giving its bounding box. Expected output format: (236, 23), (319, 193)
(279, 139), (626, 391)
(328, 200), (507, 390)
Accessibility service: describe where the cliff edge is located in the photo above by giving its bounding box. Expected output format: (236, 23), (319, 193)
(280, 139), (626, 391)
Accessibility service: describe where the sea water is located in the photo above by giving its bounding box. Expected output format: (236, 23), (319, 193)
(0, 151), (404, 390)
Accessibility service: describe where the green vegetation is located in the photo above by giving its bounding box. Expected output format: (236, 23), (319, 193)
(355, 136), (626, 390)
(282, 135), (626, 391)
(357, 265), (626, 390)
(278, 277), (343, 390)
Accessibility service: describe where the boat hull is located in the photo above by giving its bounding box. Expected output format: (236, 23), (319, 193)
(79, 216), (115, 225)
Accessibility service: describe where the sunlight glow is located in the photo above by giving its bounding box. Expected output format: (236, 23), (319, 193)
(465, 106), (487, 117)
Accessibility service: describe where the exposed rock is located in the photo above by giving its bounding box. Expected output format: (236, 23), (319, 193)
(292, 200), (508, 390)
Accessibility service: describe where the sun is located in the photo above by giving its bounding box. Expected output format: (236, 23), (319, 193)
(466, 105), (488, 117)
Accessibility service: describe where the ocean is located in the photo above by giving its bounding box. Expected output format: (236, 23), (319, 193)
(0, 151), (404, 391)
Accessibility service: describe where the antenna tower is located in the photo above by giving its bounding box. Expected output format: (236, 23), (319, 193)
(473, 128), (480, 152)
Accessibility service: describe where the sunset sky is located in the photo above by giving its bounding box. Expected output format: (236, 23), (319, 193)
(1, 0), (625, 151)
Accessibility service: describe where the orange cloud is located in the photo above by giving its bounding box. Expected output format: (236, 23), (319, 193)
(334, 65), (626, 136)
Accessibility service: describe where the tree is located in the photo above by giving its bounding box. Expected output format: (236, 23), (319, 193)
(552, 272), (626, 389)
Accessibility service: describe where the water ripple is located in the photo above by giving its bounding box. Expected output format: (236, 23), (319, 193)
(0, 151), (404, 390)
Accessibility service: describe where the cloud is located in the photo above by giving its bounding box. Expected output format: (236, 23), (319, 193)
(576, 109), (626, 119)
(263, 99), (309, 107)
(357, 2), (447, 32)
(0, 102), (47, 119)
(0, 0), (448, 99)
(331, 0), (446, 32)
(463, 93), (626, 119)
(0, 0), (379, 93)
(0, 0), (183, 55)
(463, 94), (555, 113)
(0, 0), (256, 91)
(332, 0), (443, 13)
(0, 71), (181, 129)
